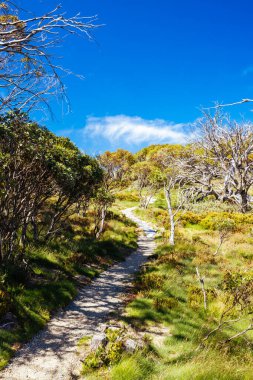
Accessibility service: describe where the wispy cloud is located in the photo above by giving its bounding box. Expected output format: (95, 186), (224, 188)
(242, 66), (253, 76)
(84, 115), (193, 145)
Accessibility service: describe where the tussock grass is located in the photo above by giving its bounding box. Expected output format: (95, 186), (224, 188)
(0, 209), (138, 370)
(94, 201), (253, 379)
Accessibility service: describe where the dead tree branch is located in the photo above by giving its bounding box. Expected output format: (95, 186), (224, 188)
(0, 2), (100, 113)
(196, 266), (207, 310)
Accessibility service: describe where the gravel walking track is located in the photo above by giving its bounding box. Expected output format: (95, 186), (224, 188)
(0, 208), (156, 380)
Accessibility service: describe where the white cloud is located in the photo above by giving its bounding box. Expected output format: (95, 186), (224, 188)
(84, 115), (192, 145)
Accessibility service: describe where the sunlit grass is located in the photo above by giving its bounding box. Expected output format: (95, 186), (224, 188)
(0, 208), (138, 370)
(98, 202), (253, 380)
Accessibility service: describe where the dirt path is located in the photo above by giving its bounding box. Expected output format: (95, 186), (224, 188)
(0, 208), (156, 380)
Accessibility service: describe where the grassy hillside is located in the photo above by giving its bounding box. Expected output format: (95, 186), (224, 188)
(0, 209), (138, 369)
(85, 192), (253, 380)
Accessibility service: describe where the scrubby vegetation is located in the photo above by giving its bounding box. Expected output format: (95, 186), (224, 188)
(0, 112), (138, 369)
(85, 190), (253, 379)
(2, 107), (253, 379)
(0, 208), (137, 369)
(3, 2), (253, 378)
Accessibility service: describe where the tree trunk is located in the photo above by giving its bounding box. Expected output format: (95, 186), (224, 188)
(20, 223), (28, 253)
(45, 215), (57, 240)
(214, 239), (223, 256)
(196, 267), (207, 310)
(31, 217), (39, 242)
(164, 186), (175, 246)
(96, 207), (106, 240)
(240, 190), (248, 213)
(0, 233), (4, 263)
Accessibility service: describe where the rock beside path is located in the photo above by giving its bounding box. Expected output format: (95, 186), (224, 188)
(90, 333), (107, 351)
(0, 208), (156, 380)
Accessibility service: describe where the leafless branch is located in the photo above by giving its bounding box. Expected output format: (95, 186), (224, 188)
(196, 266), (207, 310)
(203, 99), (253, 110)
(0, 2), (101, 113)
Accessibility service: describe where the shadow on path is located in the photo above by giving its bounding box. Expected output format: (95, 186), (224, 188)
(0, 207), (156, 380)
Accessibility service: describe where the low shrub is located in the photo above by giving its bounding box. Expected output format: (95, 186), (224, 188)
(174, 241), (196, 257)
(115, 192), (139, 202)
(141, 273), (166, 290)
(0, 289), (11, 318)
(153, 296), (178, 311)
(200, 212), (253, 230)
(180, 211), (202, 225)
(82, 328), (126, 374)
(187, 285), (217, 309)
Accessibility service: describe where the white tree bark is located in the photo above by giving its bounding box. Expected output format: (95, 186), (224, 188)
(96, 206), (106, 240)
(164, 186), (175, 246)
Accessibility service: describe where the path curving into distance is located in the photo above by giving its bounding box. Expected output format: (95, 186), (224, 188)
(0, 208), (156, 380)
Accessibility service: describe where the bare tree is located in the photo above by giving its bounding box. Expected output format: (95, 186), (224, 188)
(164, 178), (191, 246)
(196, 267), (207, 310)
(213, 219), (236, 256)
(154, 150), (192, 245)
(203, 98), (253, 110)
(177, 113), (253, 213)
(0, 2), (99, 113)
(131, 161), (162, 209)
(201, 274), (253, 346)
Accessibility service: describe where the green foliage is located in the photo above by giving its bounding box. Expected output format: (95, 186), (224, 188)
(0, 209), (138, 369)
(153, 295), (178, 311)
(199, 212), (253, 230)
(0, 290), (10, 318)
(106, 340), (124, 365)
(108, 198), (253, 380)
(115, 191), (139, 203)
(110, 355), (154, 380)
(0, 110), (103, 263)
(83, 346), (106, 372)
(82, 327), (125, 375)
(180, 211), (202, 225)
(98, 149), (135, 189)
(142, 273), (166, 290)
(135, 144), (187, 163)
(187, 285), (216, 310)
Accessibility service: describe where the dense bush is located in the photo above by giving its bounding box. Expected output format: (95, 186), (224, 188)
(0, 290), (11, 318)
(0, 111), (103, 265)
(115, 192), (139, 202)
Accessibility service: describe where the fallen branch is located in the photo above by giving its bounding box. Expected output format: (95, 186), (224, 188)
(224, 323), (253, 343)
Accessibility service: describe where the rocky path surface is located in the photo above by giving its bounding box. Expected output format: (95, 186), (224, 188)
(0, 208), (156, 380)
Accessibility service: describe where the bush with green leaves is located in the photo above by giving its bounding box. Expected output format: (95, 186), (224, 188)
(82, 327), (125, 375)
(0, 110), (103, 264)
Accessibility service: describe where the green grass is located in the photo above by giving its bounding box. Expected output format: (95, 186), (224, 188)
(89, 200), (253, 379)
(0, 209), (138, 370)
(113, 189), (140, 209)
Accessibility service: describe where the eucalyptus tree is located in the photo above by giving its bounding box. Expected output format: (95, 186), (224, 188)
(45, 138), (102, 239)
(98, 149), (135, 189)
(0, 1), (99, 113)
(0, 111), (102, 263)
(152, 146), (192, 245)
(131, 161), (163, 208)
(93, 150), (134, 238)
(177, 113), (253, 213)
(0, 111), (56, 261)
(93, 188), (114, 239)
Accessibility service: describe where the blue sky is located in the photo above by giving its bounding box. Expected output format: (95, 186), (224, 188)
(22, 0), (253, 154)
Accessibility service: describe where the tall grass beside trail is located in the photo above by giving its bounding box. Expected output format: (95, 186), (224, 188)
(113, 189), (140, 209)
(0, 209), (138, 370)
(85, 192), (253, 380)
